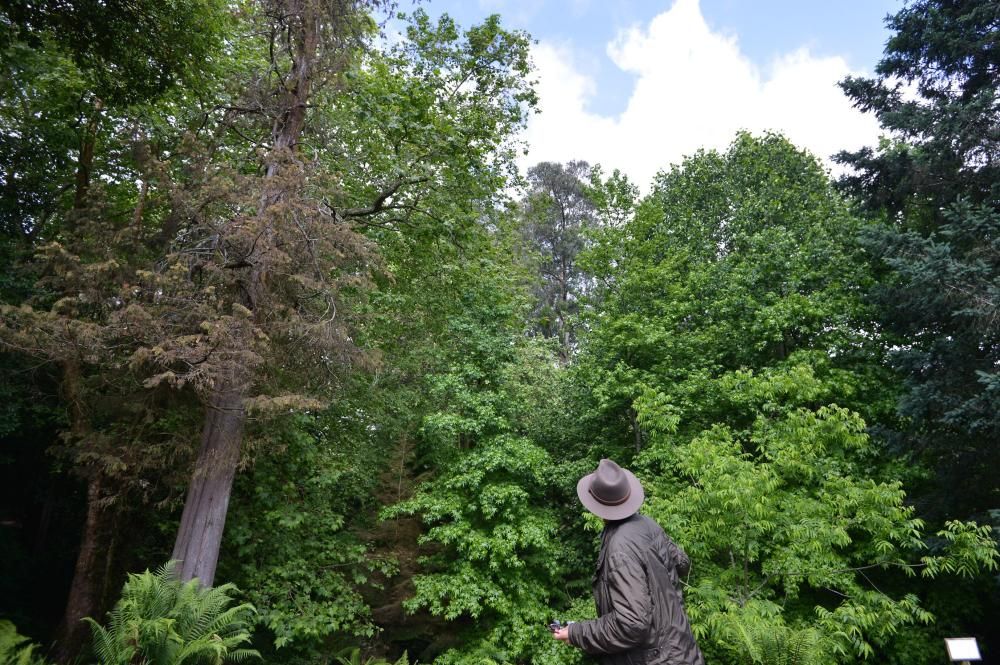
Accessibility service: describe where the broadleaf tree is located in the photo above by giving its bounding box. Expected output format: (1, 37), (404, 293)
(580, 133), (998, 664)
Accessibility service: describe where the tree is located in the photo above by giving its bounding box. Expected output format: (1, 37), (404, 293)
(837, 0), (1000, 220)
(860, 203), (1000, 519)
(0, 32), (84, 243)
(580, 133), (895, 455)
(580, 133), (998, 663)
(157, 4), (535, 589)
(219, 414), (395, 655)
(159, 0), (383, 589)
(382, 250), (571, 664)
(519, 161), (596, 360)
(1, 0), (228, 224)
(837, 0), (1000, 522)
(835, 1), (1000, 654)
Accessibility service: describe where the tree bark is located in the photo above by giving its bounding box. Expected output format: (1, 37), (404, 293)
(31, 484), (55, 559)
(53, 474), (108, 664)
(73, 99), (103, 209)
(131, 178), (148, 248)
(628, 406), (644, 453)
(53, 358), (112, 663)
(170, 380), (245, 586)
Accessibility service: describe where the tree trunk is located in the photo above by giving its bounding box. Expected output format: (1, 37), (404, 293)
(131, 178), (148, 248)
(628, 406), (643, 453)
(31, 484), (55, 559)
(53, 475), (109, 664)
(170, 381), (245, 586)
(99, 509), (122, 612)
(73, 99), (103, 209)
(53, 359), (111, 663)
(51, 116), (109, 657)
(170, 1), (321, 586)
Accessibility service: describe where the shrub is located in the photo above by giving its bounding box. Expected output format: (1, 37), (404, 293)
(85, 561), (258, 665)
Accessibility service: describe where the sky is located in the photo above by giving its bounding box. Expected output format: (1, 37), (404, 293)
(421, 0), (903, 188)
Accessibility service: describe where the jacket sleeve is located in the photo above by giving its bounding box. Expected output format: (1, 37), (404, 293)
(667, 536), (690, 579)
(568, 551), (652, 655)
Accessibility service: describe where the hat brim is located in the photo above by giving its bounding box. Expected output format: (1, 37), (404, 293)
(577, 468), (645, 521)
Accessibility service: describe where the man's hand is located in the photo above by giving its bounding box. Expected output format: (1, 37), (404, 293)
(552, 626), (570, 642)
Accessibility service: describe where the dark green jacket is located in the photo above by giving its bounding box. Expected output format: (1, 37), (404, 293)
(568, 514), (704, 665)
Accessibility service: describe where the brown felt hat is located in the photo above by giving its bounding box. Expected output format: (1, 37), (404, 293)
(577, 458), (644, 520)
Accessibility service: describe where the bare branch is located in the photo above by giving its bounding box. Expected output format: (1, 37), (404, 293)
(338, 176), (429, 218)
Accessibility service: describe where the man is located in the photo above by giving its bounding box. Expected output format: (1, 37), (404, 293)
(552, 458), (704, 665)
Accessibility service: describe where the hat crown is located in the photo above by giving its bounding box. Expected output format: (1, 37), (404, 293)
(589, 459), (631, 506)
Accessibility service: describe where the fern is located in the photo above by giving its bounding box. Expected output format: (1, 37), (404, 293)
(333, 647), (413, 665)
(0, 621), (50, 665)
(85, 561), (259, 665)
(716, 611), (829, 665)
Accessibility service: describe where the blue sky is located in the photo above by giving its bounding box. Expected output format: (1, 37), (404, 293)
(418, 0), (902, 186)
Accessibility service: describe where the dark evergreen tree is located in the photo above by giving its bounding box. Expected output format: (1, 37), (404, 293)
(837, 0), (1000, 217)
(837, 0), (1000, 522)
(838, 2), (1000, 658)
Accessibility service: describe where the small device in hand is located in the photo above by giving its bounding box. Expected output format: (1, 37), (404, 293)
(548, 620), (574, 633)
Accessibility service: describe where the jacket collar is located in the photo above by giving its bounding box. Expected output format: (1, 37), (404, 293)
(595, 514), (639, 571)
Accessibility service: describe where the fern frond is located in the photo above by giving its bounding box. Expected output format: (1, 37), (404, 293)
(85, 561), (258, 665)
(0, 621), (51, 665)
(224, 648), (261, 663)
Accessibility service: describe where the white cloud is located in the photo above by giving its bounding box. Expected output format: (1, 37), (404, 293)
(521, 0), (881, 188)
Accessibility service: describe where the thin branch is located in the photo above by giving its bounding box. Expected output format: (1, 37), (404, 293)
(338, 177), (429, 218)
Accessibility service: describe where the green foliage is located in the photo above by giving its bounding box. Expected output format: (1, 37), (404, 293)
(638, 389), (968, 661)
(4, 0), (230, 105)
(0, 27), (86, 240)
(376, 221), (582, 662)
(1, 0), (229, 244)
(210, 8), (538, 656)
(85, 562), (258, 665)
(389, 435), (559, 614)
(838, 0), (1000, 218)
(861, 200), (1000, 516)
(838, 3), (1000, 651)
(3, 1), (539, 656)
(334, 648), (413, 665)
(921, 521), (999, 578)
(582, 133), (998, 663)
(838, 0), (1000, 521)
(3, 0), (998, 660)
(580, 132), (896, 450)
(324, 8), (536, 238)
(222, 416), (394, 652)
(385, 346), (570, 664)
(0, 621), (50, 665)
(710, 609), (829, 665)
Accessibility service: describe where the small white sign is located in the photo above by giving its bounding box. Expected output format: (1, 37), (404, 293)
(945, 638), (981, 661)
